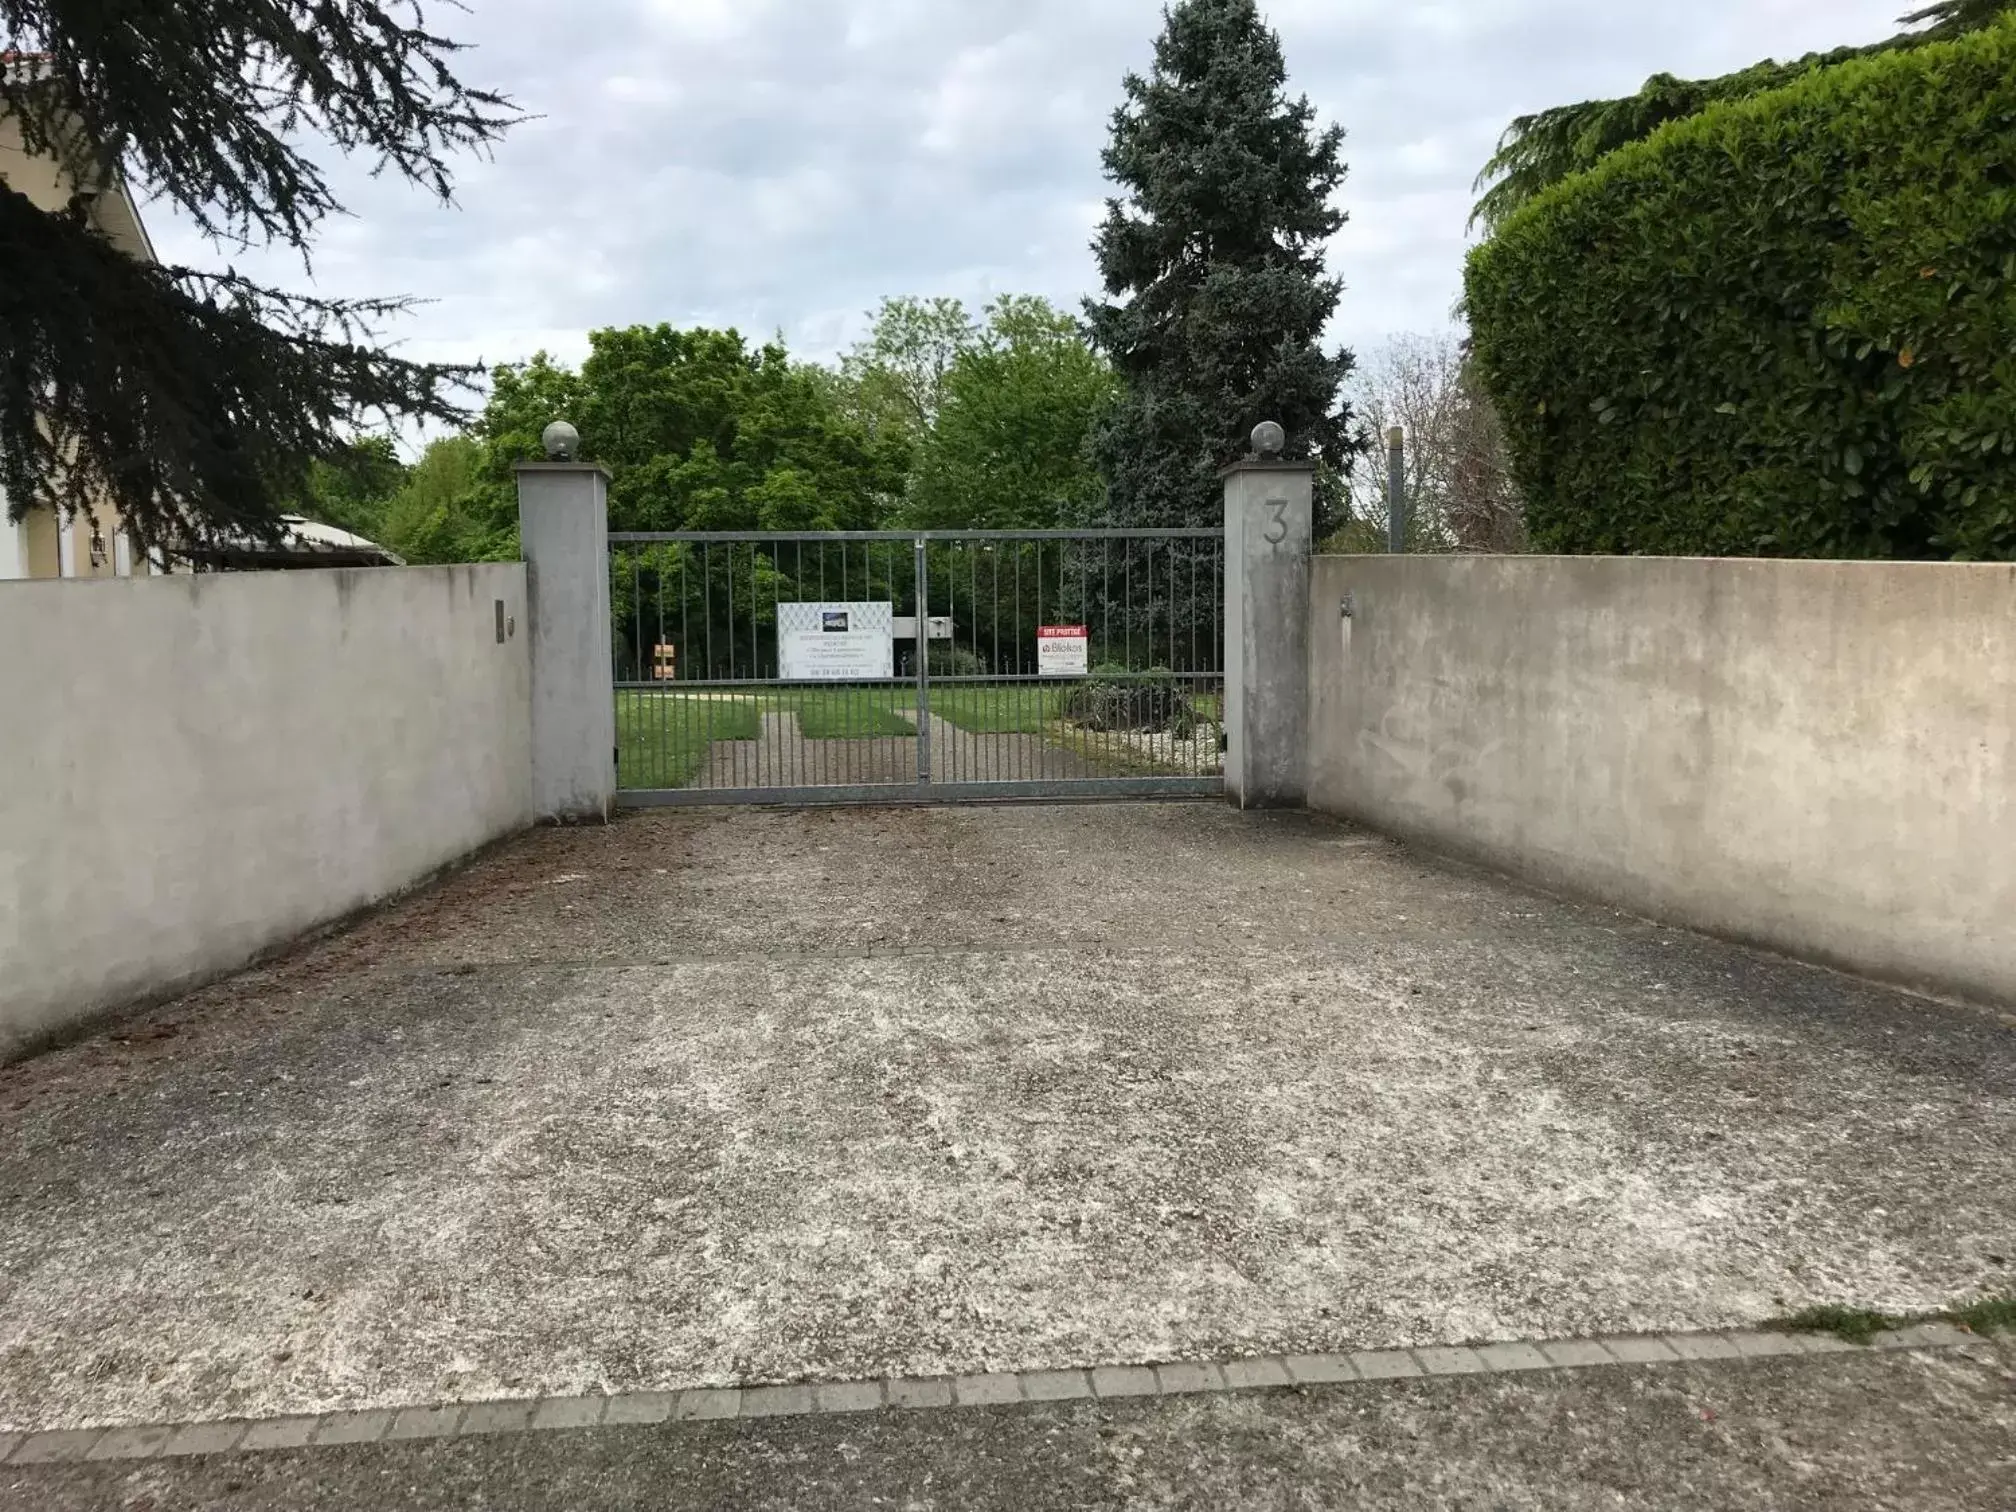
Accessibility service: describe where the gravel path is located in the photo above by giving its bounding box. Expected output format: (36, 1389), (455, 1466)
(1, 804), (2009, 1439)
(697, 711), (1105, 791)
(907, 712), (1102, 783)
(701, 711), (920, 790)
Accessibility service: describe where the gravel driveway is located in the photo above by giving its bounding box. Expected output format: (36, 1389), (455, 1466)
(1, 803), (2010, 1435)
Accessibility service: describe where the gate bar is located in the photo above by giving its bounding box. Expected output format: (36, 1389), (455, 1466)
(609, 529), (1221, 543)
(620, 778), (1220, 808)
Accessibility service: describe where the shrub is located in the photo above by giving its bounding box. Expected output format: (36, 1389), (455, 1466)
(1062, 664), (1201, 735)
(1465, 21), (2016, 560)
(926, 643), (989, 678)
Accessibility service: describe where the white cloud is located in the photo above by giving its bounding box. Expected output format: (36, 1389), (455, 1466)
(639, 0), (772, 45)
(142, 0), (1926, 396)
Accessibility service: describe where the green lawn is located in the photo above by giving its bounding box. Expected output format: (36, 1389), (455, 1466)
(924, 682), (1218, 736)
(923, 683), (1065, 733)
(617, 692), (760, 789)
(773, 682), (1068, 735)
(616, 687), (910, 788)
(782, 687), (916, 739)
(616, 680), (1222, 788)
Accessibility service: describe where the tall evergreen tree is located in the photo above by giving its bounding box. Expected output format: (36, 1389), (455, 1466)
(1085, 0), (1355, 530)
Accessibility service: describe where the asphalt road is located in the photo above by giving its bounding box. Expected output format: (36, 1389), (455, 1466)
(8, 1342), (2015, 1512)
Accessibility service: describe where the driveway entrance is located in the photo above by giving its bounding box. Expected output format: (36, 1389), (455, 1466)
(2, 803), (2010, 1446)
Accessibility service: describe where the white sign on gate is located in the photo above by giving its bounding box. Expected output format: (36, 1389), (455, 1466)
(778, 601), (895, 681)
(1037, 625), (1090, 678)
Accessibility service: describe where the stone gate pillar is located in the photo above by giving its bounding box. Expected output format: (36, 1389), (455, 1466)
(1222, 422), (1312, 810)
(517, 422), (616, 823)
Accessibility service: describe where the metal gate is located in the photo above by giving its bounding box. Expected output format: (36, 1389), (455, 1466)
(609, 529), (1224, 806)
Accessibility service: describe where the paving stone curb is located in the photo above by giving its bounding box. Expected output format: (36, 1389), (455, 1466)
(0, 1327), (1984, 1467)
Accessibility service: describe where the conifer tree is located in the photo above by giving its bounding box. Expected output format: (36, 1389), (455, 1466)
(1086, 0), (1355, 529)
(0, 1), (518, 551)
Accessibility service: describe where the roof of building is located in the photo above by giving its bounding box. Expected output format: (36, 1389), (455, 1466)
(179, 515), (406, 572)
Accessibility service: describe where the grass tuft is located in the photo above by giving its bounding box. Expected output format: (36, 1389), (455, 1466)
(1949, 1296), (2016, 1337)
(1767, 1294), (2016, 1345)
(1772, 1305), (1893, 1345)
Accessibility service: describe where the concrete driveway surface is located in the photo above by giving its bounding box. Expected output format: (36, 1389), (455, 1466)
(1, 803), (2011, 1504)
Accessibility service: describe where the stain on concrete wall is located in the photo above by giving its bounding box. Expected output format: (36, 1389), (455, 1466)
(1306, 556), (2016, 1005)
(0, 565), (535, 1055)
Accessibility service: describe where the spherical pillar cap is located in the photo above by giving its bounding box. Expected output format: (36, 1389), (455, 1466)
(541, 421), (581, 461)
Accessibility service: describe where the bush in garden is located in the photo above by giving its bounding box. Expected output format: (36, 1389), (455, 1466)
(1465, 21), (2016, 560)
(926, 644), (989, 677)
(1062, 664), (1200, 734)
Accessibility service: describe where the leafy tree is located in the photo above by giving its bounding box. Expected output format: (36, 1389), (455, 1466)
(1471, 1), (2014, 231)
(564, 325), (908, 532)
(310, 324), (919, 576)
(0, 0), (517, 552)
(489, 324), (913, 678)
(294, 435), (407, 541)
(467, 325), (909, 540)
(378, 435), (501, 564)
(906, 296), (1117, 530)
(1337, 334), (1523, 554)
(290, 432), (505, 563)
(1905, 0), (2015, 38)
(838, 296), (978, 441)
(472, 353), (583, 490)
(407, 350), (583, 562)
(1086, 0), (1356, 531)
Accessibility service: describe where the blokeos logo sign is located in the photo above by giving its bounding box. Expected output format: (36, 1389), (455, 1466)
(1037, 625), (1089, 677)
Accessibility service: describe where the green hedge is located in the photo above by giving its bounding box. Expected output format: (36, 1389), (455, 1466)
(1465, 22), (2016, 560)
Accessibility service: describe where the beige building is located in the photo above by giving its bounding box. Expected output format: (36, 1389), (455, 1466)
(0, 51), (158, 581)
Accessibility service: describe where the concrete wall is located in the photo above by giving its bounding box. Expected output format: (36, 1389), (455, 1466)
(0, 512), (22, 582)
(1307, 555), (2016, 1005)
(0, 566), (533, 1056)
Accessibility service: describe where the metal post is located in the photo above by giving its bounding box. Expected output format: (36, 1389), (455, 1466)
(914, 535), (932, 788)
(1386, 425), (1407, 554)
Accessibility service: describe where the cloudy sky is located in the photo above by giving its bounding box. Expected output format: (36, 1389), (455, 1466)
(150, 0), (1920, 387)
